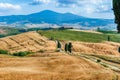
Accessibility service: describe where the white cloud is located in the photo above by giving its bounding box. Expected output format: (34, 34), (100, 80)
(30, 0), (51, 5)
(0, 3), (21, 10)
(35, 0), (51, 3)
(78, 0), (112, 13)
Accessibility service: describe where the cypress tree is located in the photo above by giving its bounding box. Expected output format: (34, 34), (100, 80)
(68, 42), (72, 53)
(65, 43), (68, 52)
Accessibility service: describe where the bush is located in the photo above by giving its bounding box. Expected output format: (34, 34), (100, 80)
(55, 49), (60, 52)
(97, 59), (101, 63)
(38, 49), (45, 53)
(0, 50), (9, 54)
(13, 51), (32, 57)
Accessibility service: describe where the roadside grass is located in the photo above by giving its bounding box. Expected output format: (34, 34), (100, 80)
(86, 54), (120, 64)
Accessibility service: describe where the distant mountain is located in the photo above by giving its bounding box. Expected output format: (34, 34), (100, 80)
(0, 10), (114, 27)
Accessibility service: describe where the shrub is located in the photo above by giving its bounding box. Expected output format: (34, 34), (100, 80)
(49, 36), (54, 40)
(38, 49), (45, 53)
(0, 50), (9, 54)
(97, 59), (101, 63)
(13, 51), (32, 57)
(55, 49), (60, 52)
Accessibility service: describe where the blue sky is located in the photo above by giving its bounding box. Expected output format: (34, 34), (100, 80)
(0, 0), (114, 19)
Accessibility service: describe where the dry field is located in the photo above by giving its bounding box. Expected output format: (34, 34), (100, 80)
(0, 31), (56, 53)
(71, 41), (120, 56)
(0, 31), (119, 56)
(0, 53), (117, 80)
(0, 31), (119, 80)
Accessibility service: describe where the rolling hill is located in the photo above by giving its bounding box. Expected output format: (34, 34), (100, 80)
(0, 31), (56, 53)
(0, 10), (114, 27)
(0, 30), (119, 56)
(0, 30), (119, 80)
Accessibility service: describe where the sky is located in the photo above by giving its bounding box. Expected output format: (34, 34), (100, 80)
(0, 0), (114, 19)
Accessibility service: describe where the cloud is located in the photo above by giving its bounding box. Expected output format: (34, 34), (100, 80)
(57, 0), (77, 4)
(56, 0), (112, 13)
(0, 3), (21, 10)
(56, 0), (78, 7)
(79, 0), (112, 13)
(29, 0), (51, 5)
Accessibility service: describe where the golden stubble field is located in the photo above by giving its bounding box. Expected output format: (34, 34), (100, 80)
(0, 31), (119, 56)
(0, 52), (116, 80)
(0, 31), (119, 80)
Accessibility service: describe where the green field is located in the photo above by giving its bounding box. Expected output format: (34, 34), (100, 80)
(38, 29), (120, 43)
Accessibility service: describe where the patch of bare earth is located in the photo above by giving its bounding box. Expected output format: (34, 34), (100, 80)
(69, 29), (102, 34)
(0, 29), (6, 34)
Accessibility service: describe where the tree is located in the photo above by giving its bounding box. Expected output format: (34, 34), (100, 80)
(56, 40), (62, 51)
(68, 42), (72, 53)
(113, 0), (120, 33)
(118, 47), (120, 53)
(108, 35), (110, 41)
(64, 43), (68, 52)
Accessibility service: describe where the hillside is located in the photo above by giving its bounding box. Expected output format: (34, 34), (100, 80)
(39, 29), (120, 43)
(39, 29), (120, 56)
(0, 31), (119, 80)
(0, 31), (56, 53)
(0, 52), (116, 80)
(0, 30), (119, 56)
(0, 10), (114, 27)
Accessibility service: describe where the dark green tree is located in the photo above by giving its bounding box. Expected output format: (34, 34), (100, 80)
(56, 40), (61, 51)
(108, 35), (110, 41)
(118, 47), (120, 53)
(68, 42), (72, 53)
(113, 0), (120, 33)
(64, 43), (68, 52)
(57, 41), (61, 48)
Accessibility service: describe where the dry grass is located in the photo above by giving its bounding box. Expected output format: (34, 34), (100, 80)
(0, 31), (56, 53)
(0, 31), (119, 56)
(0, 31), (119, 80)
(69, 29), (103, 34)
(0, 52), (116, 80)
(61, 41), (120, 56)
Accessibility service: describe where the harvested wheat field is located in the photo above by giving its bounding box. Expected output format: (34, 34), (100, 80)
(61, 41), (120, 56)
(0, 31), (56, 53)
(0, 53), (117, 80)
(0, 31), (119, 80)
(0, 31), (119, 56)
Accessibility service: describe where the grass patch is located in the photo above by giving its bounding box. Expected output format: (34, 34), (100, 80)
(0, 49), (9, 54)
(38, 29), (108, 43)
(98, 30), (117, 34)
(91, 54), (120, 64)
(38, 29), (120, 43)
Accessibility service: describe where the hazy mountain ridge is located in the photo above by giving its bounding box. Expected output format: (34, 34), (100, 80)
(0, 10), (114, 27)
